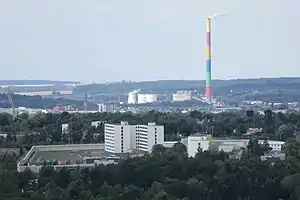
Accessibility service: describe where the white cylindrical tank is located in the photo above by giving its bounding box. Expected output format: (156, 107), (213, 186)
(128, 92), (138, 104)
(137, 94), (147, 104)
(145, 94), (157, 103)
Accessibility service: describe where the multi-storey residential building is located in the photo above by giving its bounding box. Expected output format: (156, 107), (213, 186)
(136, 123), (164, 152)
(104, 122), (164, 153)
(104, 121), (131, 153)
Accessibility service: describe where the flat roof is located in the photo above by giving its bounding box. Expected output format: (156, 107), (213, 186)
(31, 149), (108, 164)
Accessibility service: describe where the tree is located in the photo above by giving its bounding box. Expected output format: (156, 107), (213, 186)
(276, 124), (294, 140)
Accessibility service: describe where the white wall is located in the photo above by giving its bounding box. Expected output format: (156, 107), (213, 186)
(105, 124), (115, 153)
(121, 125), (132, 153)
(113, 126), (121, 153)
(187, 136), (210, 157)
(91, 121), (101, 127)
(146, 125), (164, 153)
(258, 140), (285, 151)
(62, 124), (69, 133)
(130, 126), (137, 149)
(36, 144), (105, 152)
(104, 123), (132, 154)
(164, 141), (178, 148)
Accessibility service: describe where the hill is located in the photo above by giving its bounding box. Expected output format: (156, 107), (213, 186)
(0, 80), (80, 85)
(73, 77), (300, 102)
(0, 94), (97, 109)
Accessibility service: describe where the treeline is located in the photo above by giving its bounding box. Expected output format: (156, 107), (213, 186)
(0, 94), (96, 109)
(0, 110), (299, 148)
(2, 142), (300, 199)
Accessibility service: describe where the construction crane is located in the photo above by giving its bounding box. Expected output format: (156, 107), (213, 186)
(6, 88), (17, 120)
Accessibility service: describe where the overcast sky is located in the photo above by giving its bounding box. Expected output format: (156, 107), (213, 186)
(0, 0), (298, 83)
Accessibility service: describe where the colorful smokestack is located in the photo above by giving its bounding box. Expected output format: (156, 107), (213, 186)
(205, 18), (212, 104)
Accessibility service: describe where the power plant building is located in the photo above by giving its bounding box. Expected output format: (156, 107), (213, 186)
(127, 91), (138, 104)
(137, 94), (147, 104)
(172, 91), (192, 102)
(128, 90), (157, 104)
(137, 94), (158, 104)
(145, 94), (158, 103)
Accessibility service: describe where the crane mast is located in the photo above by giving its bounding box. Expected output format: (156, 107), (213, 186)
(6, 88), (16, 120)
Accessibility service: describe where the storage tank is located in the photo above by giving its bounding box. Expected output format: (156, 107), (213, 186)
(128, 92), (138, 104)
(145, 94), (157, 103)
(137, 94), (147, 104)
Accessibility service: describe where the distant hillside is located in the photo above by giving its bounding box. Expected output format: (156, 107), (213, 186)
(0, 94), (97, 109)
(73, 77), (300, 102)
(74, 77), (300, 94)
(0, 80), (80, 85)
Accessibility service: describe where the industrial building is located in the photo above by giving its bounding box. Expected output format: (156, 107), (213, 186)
(137, 94), (158, 104)
(127, 90), (139, 104)
(167, 135), (285, 158)
(97, 103), (114, 113)
(104, 121), (164, 153)
(181, 135), (212, 157)
(127, 90), (158, 104)
(172, 91), (192, 102)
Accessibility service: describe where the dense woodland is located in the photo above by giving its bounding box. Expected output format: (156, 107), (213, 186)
(1, 111), (300, 199)
(2, 138), (300, 199)
(0, 110), (299, 148)
(0, 94), (96, 110)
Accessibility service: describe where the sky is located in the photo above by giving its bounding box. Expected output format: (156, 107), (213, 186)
(0, 0), (299, 83)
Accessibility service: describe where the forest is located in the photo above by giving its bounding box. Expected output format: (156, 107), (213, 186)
(0, 94), (96, 110)
(1, 140), (300, 200)
(0, 110), (299, 199)
(0, 110), (298, 148)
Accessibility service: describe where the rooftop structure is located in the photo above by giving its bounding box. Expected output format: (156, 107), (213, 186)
(17, 144), (118, 173)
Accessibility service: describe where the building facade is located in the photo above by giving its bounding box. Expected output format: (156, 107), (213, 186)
(166, 135), (285, 158)
(104, 122), (164, 153)
(104, 122), (131, 153)
(136, 123), (164, 152)
(181, 135), (211, 157)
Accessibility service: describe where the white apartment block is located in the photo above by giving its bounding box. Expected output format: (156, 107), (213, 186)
(104, 122), (164, 154)
(135, 123), (164, 152)
(104, 122), (132, 153)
